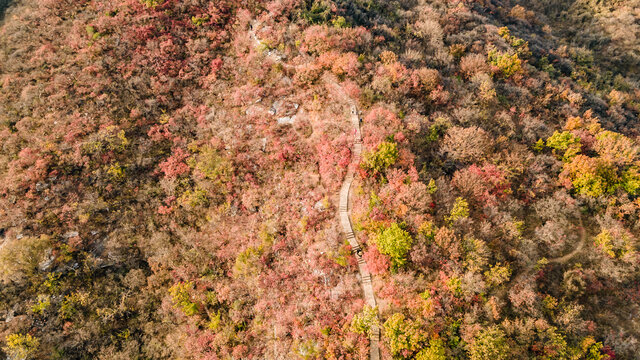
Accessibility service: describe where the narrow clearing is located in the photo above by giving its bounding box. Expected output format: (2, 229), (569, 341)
(249, 24), (381, 359)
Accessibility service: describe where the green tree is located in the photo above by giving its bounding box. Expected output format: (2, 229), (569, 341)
(350, 305), (380, 338)
(546, 131), (582, 161)
(383, 313), (426, 356)
(446, 197), (469, 224)
(622, 166), (640, 195)
(373, 223), (413, 269)
(468, 326), (509, 360)
(487, 48), (521, 78)
(560, 155), (619, 197)
(416, 338), (447, 360)
(169, 282), (199, 316)
(362, 141), (398, 175)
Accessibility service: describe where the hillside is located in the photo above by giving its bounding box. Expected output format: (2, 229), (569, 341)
(1, 0), (639, 359)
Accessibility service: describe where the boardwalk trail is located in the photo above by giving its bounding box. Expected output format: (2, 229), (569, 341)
(332, 82), (381, 360)
(249, 23), (381, 359)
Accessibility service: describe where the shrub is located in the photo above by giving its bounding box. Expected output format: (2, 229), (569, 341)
(302, 1), (330, 24)
(460, 53), (490, 78)
(0, 235), (51, 284)
(484, 263), (512, 287)
(331, 16), (348, 28)
(3, 333), (39, 360)
(31, 295), (51, 315)
(169, 282), (198, 316)
(594, 229), (632, 259)
(59, 291), (89, 320)
(107, 162), (126, 182)
(412, 68), (441, 94)
(179, 187), (209, 208)
(373, 223), (413, 269)
(488, 48), (522, 78)
(498, 27), (531, 58)
(233, 246), (263, 278)
(450, 44), (466, 59)
(191, 15), (209, 27)
(594, 131), (638, 166)
(140, 0), (161, 8)
(207, 310), (222, 331)
(622, 167), (640, 195)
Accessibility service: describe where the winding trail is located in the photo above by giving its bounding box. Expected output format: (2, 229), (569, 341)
(332, 82), (381, 360)
(511, 217), (588, 291)
(548, 217), (586, 265)
(248, 23), (381, 359)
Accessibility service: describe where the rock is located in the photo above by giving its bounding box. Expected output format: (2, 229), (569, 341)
(269, 100), (282, 115)
(5, 309), (14, 323)
(279, 77), (293, 87)
(38, 249), (54, 271)
(205, 107), (216, 122)
(35, 182), (48, 192)
(64, 231), (79, 238)
(277, 115), (296, 125)
(245, 104), (267, 117)
(314, 199), (327, 212)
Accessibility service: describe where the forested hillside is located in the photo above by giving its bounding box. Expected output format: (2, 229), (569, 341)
(1, 0), (639, 359)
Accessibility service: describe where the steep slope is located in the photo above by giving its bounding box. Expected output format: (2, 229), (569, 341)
(1, 0), (640, 359)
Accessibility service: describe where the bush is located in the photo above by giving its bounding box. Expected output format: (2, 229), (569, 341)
(622, 167), (640, 195)
(460, 53), (490, 78)
(0, 235), (51, 285)
(3, 333), (39, 360)
(484, 263), (512, 287)
(169, 282), (198, 316)
(594, 131), (638, 166)
(488, 48), (522, 78)
(416, 338), (447, 360)
(302, 1), (330, 24)
(594, 229), (632, 259)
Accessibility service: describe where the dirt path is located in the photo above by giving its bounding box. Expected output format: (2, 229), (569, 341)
(248, 24), (381, 360)
(507, 217), (587, 294)
(548, 217), (586, 264)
